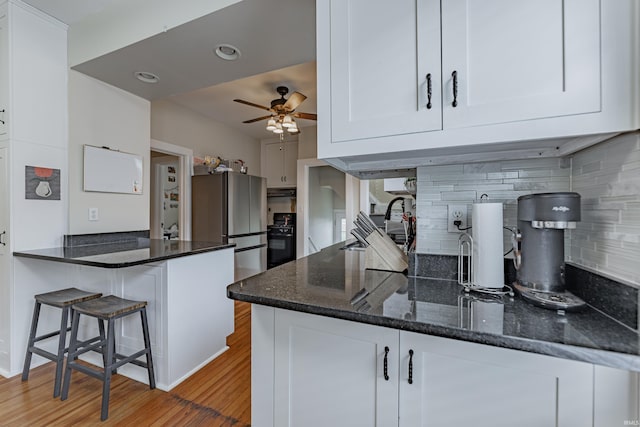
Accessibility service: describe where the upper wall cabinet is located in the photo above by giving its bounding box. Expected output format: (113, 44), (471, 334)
(263, 141), (298, 188)
(317, 0), (640, 176)
(0, 1), (67, 146)
(329, 0), (442, 142)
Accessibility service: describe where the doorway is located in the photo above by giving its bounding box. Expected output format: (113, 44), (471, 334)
(150, 139), (193, 240)
(297, 159), (363, 258)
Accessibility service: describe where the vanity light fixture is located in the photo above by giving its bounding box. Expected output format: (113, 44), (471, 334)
(214, 44), (241, 61)
(134, 71), (159, 84)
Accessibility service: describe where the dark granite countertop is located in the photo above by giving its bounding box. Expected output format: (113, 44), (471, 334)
(14, 239), (235, 268)
(227, 242), (640, 372)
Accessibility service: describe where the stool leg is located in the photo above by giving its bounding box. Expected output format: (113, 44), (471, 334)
(61, 310), (81, 401)
(140, 308), (156, 389)
(22, 301), (41, 382)
(98, 318), (106, 368)
(52, 306), (70, 398)
(101, 318), (116, 421)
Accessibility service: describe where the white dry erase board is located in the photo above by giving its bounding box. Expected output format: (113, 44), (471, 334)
(83, 145), (143, 194)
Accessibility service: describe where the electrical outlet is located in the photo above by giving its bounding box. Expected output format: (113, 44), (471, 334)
(88, 207), (99, 221)
(447, 204), (468, 232)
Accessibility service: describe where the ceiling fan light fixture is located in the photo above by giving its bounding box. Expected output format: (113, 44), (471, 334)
(273, 122), (284, 134)
(214, 44), (241, 61)
(266, 118), (277, 131)
(282, 115), (293, 128)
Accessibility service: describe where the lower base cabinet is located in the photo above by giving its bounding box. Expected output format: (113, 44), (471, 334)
(253, 306), (639, 427)
(400, 331), (592, 427)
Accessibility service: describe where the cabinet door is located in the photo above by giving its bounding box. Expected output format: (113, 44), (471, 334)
(399, 331), (593, 427)
(441, 0), (600, 129)
(264, 143), (284, 187)
(282, 141), (297, 186)
(0, 147), (8, 369)
(274, 309), (399, 427)
(329, 0), (442, 142)
(0, 9), (8, 138)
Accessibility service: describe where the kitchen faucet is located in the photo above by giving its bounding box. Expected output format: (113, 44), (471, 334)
(384, 197), (406, 234)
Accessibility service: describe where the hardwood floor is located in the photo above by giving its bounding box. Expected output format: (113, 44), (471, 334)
(0, 301), (252, 426)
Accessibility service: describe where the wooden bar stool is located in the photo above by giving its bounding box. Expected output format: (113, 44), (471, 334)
(22, 287), (102, 398)
(60, 295), (156, 421)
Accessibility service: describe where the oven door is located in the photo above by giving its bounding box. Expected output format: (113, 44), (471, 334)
(267, 229), (295, 268)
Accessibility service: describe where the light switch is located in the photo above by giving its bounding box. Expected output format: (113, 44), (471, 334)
(88, 207), (99, 221)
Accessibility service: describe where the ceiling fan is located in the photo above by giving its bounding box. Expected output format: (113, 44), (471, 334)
(234, 86), (317, 134)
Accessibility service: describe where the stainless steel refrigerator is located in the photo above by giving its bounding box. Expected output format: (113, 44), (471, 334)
(192, 172), (267, 282)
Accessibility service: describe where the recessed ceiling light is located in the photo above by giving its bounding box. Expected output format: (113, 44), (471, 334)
(214, 44), (241, 61)
(134, 71), (159, 84)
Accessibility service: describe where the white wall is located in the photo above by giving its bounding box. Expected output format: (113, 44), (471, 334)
(68, 71), (151, 234)
(308, 165), (346, 250)
(298, 125), (317, 159)
(68, 0), (240, 66)
(151, 99), (261, 176)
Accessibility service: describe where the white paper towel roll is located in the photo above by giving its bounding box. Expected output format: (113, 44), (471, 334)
(471, 203), (504, 289)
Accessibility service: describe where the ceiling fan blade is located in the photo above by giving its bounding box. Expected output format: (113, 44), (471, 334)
(242, 115), (273, 124)
(283, 92), (307, 111)
(293, 112), (317, 121)
(234, 99), (272, 112)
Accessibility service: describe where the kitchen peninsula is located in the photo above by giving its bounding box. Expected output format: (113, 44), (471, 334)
(14, 233), (235, 391)
(228, 243), (640, 427)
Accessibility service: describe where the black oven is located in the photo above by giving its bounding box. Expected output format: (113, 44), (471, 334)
(267, 213), (296, 269)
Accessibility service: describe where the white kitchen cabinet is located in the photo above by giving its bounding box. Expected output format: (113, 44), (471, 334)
(253, 306), (639, 427)
(263, 141), (298, 188)
(0, 1), (67, 146)
(398, 331), (593, 427)
(441, 0), (600, 130)
(0, 146), (8, 370)
(593, 365), (640, 426)
(317, 0), (639, 173)
(0, 1), (67, 376)
(273, 308), (399, 427)
(329, 0), (442, 142)
(328, 0), (599, 144)
(0, 9), (8, 138)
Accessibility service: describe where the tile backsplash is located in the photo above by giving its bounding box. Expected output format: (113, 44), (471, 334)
(570, 132), (640, 285)
(415, 131), (640, 287)
(415, 157), (570, 255)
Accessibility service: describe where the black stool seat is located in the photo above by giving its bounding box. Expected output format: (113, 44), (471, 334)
(61, 295), (155, 421)
(22, 287), (102, 398)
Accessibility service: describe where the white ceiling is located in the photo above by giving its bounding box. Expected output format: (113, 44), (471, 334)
(22, 0), (129, 24)
(22, 0), (317, 140)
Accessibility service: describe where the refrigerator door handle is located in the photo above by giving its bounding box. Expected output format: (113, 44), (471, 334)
(234, 243), (267, 253)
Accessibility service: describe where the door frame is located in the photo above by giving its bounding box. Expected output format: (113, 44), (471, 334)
(150, 139), (193, 240)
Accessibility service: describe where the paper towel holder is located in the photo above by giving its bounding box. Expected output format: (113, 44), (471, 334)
(458, 231), (514, 297)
